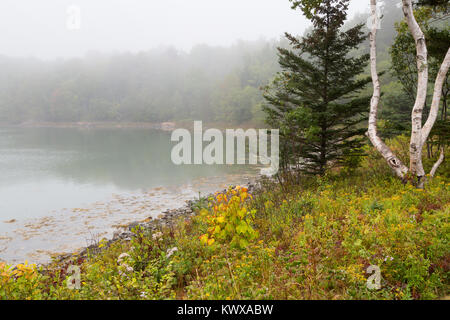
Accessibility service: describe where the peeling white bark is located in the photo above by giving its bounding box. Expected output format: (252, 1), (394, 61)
(367, 0), (409, 179)
(402, 0), (428, 180)
(402, 0), (449, 181)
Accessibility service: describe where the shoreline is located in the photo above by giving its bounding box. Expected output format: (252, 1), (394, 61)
(0, 175), (260, 267)
(46, 180), (259, 268)
(0, 173), (260, 268)
(0, 123), (268, 266)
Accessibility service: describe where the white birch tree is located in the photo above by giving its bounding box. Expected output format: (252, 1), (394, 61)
(367, 0), (450, 187)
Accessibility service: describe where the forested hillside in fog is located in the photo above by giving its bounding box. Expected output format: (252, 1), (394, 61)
(0, 40), (281, 124)
(0, 2), (404, 126)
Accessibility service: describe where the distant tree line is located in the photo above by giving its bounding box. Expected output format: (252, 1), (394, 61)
(0, 41), (282, 125)
(0, 0), (438, 134)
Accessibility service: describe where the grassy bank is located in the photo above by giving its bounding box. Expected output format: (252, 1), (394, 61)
(1, 146), (449, 300)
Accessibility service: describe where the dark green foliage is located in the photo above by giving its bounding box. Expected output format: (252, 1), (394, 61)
(263, 0), (371, 175)
(379, 91), (412, 138)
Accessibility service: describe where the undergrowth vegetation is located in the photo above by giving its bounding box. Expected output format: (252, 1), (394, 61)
(1, 140), (449, 300)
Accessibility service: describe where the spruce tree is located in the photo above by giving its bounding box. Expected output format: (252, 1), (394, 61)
(263, 0), (372, 175)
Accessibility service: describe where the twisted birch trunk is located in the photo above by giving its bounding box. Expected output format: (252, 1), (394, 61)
(367, 0), (449, 186)
(367, 0), (409, 179)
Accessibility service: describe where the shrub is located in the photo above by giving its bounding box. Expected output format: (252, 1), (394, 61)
(198, 186), (258, 249)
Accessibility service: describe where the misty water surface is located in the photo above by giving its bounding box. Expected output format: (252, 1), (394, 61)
(0, 127), (259, 263)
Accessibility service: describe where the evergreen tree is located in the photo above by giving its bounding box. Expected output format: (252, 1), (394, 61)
(263, 0), (372, 175)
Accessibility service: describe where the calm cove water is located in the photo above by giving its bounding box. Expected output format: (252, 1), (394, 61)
(0, 127), (259, 264)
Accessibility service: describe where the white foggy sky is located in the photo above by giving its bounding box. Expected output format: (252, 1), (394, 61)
(0, 0), (370, 60)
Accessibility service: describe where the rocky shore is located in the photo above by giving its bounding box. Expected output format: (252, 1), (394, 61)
(50, 182), (258, 267)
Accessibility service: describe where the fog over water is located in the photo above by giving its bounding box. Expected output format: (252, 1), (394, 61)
(0, 0), (370, 59)
(0, 127), (260, 263)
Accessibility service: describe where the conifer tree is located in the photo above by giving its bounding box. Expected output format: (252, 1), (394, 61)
(263, 0), (372, 175)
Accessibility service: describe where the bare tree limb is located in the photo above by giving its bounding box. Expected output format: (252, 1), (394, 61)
(421, 48), (450, 144)
(430, 147), (445, 177)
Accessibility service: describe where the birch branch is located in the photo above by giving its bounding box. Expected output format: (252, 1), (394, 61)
(430, 147), (445, 177)
(421, 48), (450, 145)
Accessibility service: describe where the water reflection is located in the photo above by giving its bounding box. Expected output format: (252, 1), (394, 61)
(0, 127), (251, 189)
(0, 127), (258, 263)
